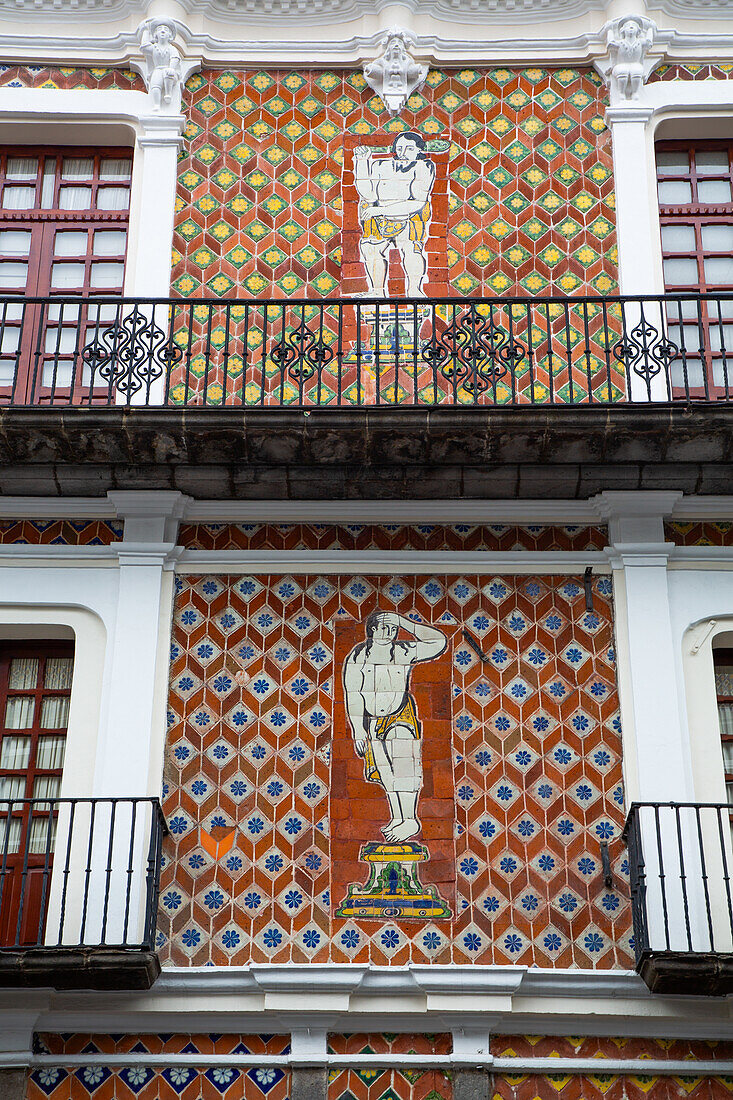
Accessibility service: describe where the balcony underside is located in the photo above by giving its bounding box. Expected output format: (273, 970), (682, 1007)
(0, 947), (161, 990)
(638, 950), (733, 997)
(0, 404), (732, 498)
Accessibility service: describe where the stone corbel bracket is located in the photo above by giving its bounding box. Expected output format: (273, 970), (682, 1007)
(363, 27), (428, 117)
(593, 15), (667, 105)
(130, 17), (201, 116)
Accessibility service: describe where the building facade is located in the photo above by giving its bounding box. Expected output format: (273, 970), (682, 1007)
(0, 0), (732, 1097)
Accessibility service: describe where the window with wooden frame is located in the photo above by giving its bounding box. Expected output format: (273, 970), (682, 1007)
(656, 141), (733, 397)
(0, 148), (132, 402)
(714, 649), (733, 806)
(0, 643), (74, 946)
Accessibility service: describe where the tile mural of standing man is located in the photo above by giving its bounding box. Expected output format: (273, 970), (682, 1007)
(354, 133), (436, 297)
(343, 611), (447, 842)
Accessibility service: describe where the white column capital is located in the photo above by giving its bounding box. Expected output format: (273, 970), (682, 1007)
(592, 490), (682, 546)
(604, 104), (653, 126)
(138, 113), (186, 150)
(451, 1027), (492, 1062)
(289, 1028), (328, 1065)
(108, 490), (191, 545)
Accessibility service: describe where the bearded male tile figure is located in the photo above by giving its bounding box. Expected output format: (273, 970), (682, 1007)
(354, 132), (436, 297)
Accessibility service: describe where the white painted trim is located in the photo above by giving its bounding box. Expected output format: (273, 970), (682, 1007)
(13, 1053), (733, 1073)
(175, 549), (611, 573)
(0, 491), (731, 525)
(3, 966), (733, 1065)
(0, 86), (183, 299)
(0, 604), (107, 799)
(606, 80), (733, 296)
(681, 613), (731, 806)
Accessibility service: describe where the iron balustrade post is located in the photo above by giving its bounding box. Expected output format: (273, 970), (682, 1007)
(653, 803), (671, 951)
(623, 804), (649, 963)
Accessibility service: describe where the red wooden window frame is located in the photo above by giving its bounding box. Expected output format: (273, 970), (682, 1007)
(0, 641), (74, 947)
(656, 140), (733, 398)
(0, 147), (132, 404)
(714, 647), (733, 808)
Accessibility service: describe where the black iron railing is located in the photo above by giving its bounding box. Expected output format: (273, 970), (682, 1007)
(624, 802), (733, 963)
(1, 293), (733, 407)
(0, 797), (166, 951)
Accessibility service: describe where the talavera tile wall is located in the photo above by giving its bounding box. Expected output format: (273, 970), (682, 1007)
(172, 67), (616, 300)
(160, 526), (631, 970)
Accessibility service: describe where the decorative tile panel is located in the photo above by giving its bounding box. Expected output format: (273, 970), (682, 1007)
(173, 67), (616, 300)
(161, 569), (629, 968)
(0, 64), (143, 90)
(665, 521), (733, 547)
(327, 1034), (451, 1100)
(493, 1072), (733, 1100)
(28, 1033), (290, 1100)
(649, 64), (733, 82)
(491, 1036), (733, 1060)
(0, 519), (123, 545)
(179, 524), (608, 552)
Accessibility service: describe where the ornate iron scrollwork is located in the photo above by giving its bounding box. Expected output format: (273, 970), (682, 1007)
(613, 313), (679, 384)
(421, 305), (525, 393)
(81, 306), (182, 395)
(270, 314), (334, 382)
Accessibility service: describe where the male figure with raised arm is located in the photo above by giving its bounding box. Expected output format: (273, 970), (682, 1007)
(343, 611), (446, 842)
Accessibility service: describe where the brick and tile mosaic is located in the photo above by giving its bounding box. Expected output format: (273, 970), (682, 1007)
(493, 1073), (733, 1100)
(649, 64), (733, 82)
(0, 519), (123, 545)
(169, 67), (625, 406)
(173, 67), (616, 302)
(179, 523), (609, 552)
(328, 1034), (451, 1100)
(491, 1038), (733, 1100)
(0, 64), (144, 91)
(665, 521), (733, 547)
(28, 1034), (290, 1100)
(160, 569), (630, 968)
(491, 1036), (733, 1060)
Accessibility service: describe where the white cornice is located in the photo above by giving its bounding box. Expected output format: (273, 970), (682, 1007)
(1, 22), (733, 65)
(3, 966), (733, 1052)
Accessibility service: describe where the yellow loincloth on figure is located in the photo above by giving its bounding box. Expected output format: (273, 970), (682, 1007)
(362, 694), (421, 783)
(361, 203), (430, 245)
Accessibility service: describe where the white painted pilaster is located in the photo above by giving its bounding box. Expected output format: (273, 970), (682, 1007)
(94, 491), (188, 796)
(605, 105), (658, 297)
(596, 490), (687, 802)
(128, 114), (186, 299)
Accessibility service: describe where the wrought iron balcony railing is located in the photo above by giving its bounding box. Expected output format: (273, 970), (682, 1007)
(0, 796), (166, 955)
(1, 293), (732, 408)
(624, 801), (733, 995)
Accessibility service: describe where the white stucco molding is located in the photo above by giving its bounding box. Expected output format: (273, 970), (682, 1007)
(130, 17), (201, 116)
(2, 15), (733, 64)
(0, 85), (184, 299)
(605, 79), (733, 295)
(362, 27), (428, 116)
(594, 16), (666, 105)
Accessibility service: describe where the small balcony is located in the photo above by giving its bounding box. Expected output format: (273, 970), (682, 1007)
(1, 293), (732, 499)
(625, 802), (733, 996)
(0, 292), (731, 408)
(0, 796), (166, 990)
